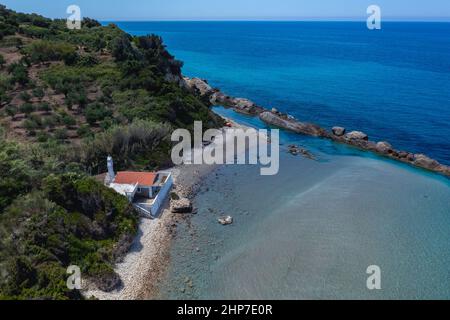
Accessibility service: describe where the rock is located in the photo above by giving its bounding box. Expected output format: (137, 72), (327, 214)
(218, 216), (233, 225)
(332, 126), (346, 137)
(210, 91), (233, 105)
(406, 153), (415, 162)
(287, 145), (315, 160)
(271, 107), (279, 114)
(413, 154), (440, 170)
(171, 198), (193, 213)
(345, 131), (369, 141)
(397, 151), (408, 159)
(233, 98), (258, 114)
(183, 77), (213, 96)
(375, 141), (393, 154)
(259, 112), (329, 137)
(93, 272), (122, 292)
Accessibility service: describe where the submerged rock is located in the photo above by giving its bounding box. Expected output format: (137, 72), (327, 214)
(288, 145), (316, 160)
(218, 216), (233, 225)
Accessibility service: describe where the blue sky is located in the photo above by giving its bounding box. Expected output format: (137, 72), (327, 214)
(2, 0), (450, 21)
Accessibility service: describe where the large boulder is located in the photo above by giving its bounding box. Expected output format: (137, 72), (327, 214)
(332, 126), (346, 137)
(413, 154), (440, 170)
(345, 131), (369, 141)
(171, 198), (193, 213)
(376, 141), (393, 154)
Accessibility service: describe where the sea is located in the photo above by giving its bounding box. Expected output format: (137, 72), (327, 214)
(111, 21), (450, 299)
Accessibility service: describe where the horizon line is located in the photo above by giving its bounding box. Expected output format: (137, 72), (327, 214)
(99, 18), (450, 23)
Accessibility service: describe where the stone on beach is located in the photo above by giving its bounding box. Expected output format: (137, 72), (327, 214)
(171, 198), (193, 213)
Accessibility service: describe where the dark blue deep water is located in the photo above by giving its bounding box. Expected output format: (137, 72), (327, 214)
(111, 21), (450, 164)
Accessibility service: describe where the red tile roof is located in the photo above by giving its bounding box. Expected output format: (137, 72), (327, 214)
(113, 172), (157, 186)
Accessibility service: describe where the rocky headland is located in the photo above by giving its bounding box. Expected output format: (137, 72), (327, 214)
(183, 77), (450, 178)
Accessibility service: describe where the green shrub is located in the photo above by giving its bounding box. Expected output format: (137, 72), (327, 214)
(32, 87), (45, 99)
(8, 62), (29, 86)
(19, 102), (34, 114)
(0, 53), (5, 68)
(77, 54), (99, 67)
(54, 128), (68, 140)
(36, 131), (50, 142)
(62, 113), (76, 127)
(84, 103), (112, 124)
(37, 102), (51, 112)
(82, 119), (171, 172)
(23, 119), (39, 134)
(43, 115), (58, 128)
(5, 105), (17, 118)
(19, 91), (31, 102)
(23, 40), (77, 63)
(77, 124), (92, 138)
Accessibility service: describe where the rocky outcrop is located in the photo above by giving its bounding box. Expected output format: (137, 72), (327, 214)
(181, 76), (450, 178)
(170, 198), (193, 213)
(259, 111), (329, 137)
(183, 77), (213, 96)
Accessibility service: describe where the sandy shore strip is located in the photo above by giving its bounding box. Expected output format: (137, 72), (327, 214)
(82, 164), (214, 300)
(82, 117), (252, 300)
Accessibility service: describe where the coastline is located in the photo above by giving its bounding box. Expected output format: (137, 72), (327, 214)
(182, 77), (450, 178)
(83, 118), (245, 300)
(84, 77), (449, 300)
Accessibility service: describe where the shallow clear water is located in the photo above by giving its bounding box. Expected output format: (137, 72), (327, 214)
(160, 115), (450, 299)
(111, 22), (450, 299)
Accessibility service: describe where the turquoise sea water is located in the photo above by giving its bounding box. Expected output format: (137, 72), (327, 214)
(113, 21), (450, 164)
(112, 22), (450, 299)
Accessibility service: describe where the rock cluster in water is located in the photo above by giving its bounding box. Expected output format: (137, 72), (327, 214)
(183, 77), (450, 177)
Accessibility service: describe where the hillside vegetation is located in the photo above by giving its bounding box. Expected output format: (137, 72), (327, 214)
(0, 5), (222, 299)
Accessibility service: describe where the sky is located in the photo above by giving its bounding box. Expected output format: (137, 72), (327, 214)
(2, 0), (450, 21)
